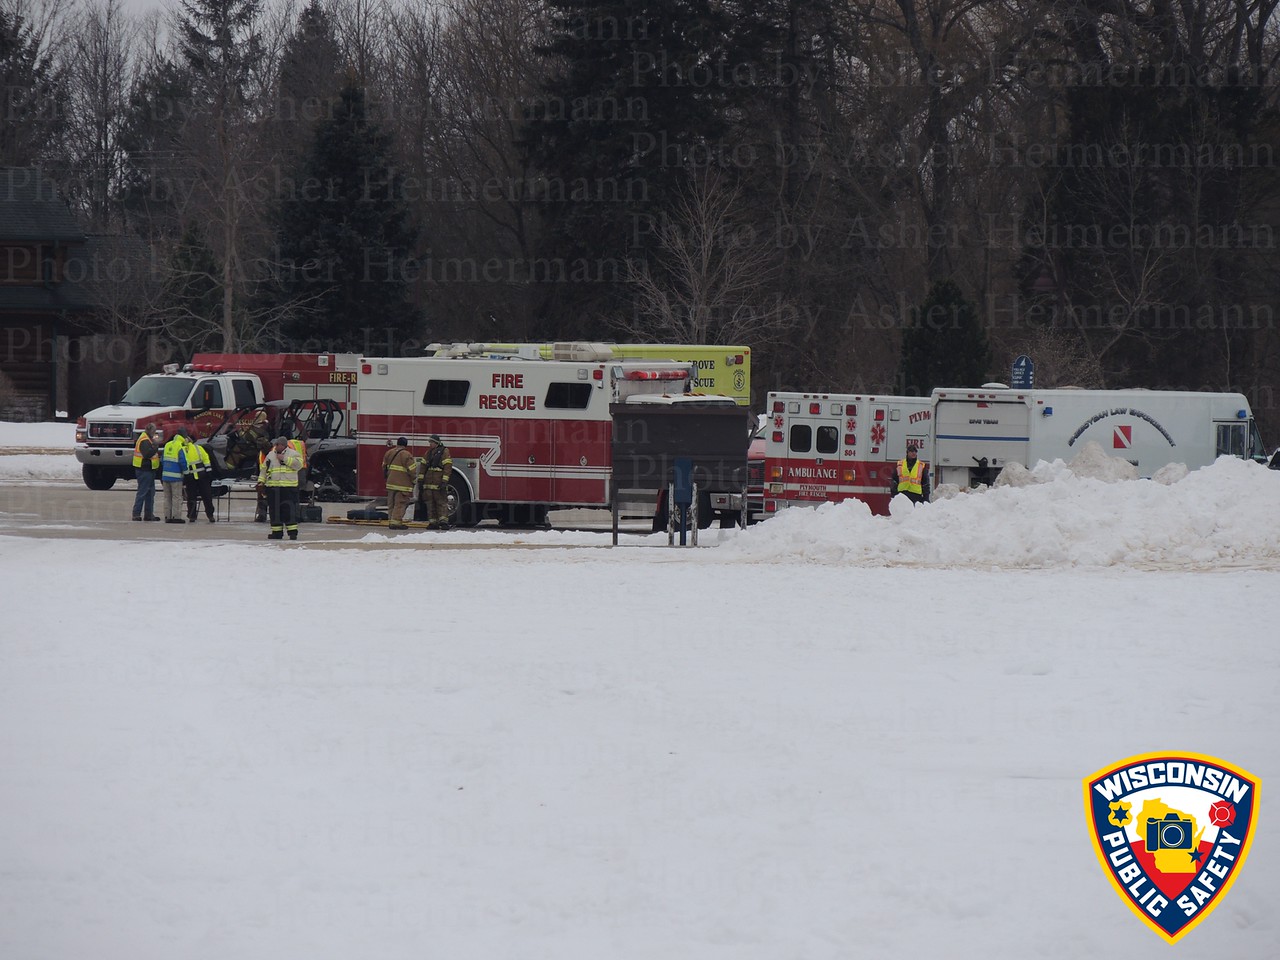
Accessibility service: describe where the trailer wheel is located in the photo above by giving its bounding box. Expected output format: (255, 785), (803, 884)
(82, 464), (118, 491)
(447, 476), (478, 527)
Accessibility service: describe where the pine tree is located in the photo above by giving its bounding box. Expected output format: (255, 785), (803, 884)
(522, 0), (732, 331)
(270, 80), (420, 353)
(898, 280), (992, 395)
(0, 8), (63, 167)
(273, 2), (344, 164)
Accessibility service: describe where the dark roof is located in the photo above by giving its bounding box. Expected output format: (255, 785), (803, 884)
(0, 167), (86, 242)
(0, 233), (152, 315)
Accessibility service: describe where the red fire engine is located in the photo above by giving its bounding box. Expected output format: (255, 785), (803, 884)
(356, 344), (697, 525)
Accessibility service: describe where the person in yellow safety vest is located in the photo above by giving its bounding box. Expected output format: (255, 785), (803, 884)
(417, 434), (453, 527)
(258, 435), (304, 540)
(891, 444), (931, 505)
(284, 430), (308, 499)
(182, 435), (216, 522)
(382, 436), (417, 530)
(131, 423), (163, 521)
(161, 429), (190, 522)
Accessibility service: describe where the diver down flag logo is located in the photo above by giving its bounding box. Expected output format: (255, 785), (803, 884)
(1113, 425), (1132, 448)
(1084, 752), (1259, 942)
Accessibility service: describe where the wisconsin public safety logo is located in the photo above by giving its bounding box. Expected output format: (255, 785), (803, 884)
(1084, 752), (1259, 942)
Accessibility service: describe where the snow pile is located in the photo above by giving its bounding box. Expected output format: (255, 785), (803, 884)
(725, 455), (1280, 569)
(998, 440), (1140, 485)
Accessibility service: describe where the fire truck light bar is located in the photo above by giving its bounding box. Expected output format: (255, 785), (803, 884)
(623, 369), (687, 380)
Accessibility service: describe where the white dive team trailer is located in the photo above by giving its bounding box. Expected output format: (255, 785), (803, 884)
(930, 387), (1268, 488)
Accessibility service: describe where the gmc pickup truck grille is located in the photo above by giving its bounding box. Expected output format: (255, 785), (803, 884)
(88, 422), (134, 441)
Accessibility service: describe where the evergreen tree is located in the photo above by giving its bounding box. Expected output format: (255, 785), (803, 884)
(0, 8), (63, 167)
(523, 0), (732, 332)
(269, 80), (420, 352)
(273, 2), (344, 163)
(898, 280), (991, 395)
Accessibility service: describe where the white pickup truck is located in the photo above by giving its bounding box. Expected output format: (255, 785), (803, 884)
(75, 365), (267, 490)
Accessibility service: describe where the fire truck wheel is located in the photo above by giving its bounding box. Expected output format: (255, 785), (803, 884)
(446, 477), (479, 527)
(82, 464), (118, 491)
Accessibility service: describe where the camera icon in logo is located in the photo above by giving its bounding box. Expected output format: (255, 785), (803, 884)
(1146, 812), (1194, 851)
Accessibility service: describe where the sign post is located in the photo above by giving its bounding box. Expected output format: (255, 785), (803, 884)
(1011, 355), (1035, 389)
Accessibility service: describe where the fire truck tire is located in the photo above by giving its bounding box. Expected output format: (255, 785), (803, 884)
(447, 477), (479, 527)
(82, 464), (118, 491)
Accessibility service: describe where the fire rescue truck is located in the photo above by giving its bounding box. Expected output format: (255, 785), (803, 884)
(357, 343), (722, 525)
(74, 353), (357, 490)
(761, 391), (933, 516)
(931, 386), (1269, 487)
(429, 343), (752, 405)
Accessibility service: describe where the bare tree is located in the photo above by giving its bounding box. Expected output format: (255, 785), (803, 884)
(57, 0), (139, 230)
(620, 171), (796, 346)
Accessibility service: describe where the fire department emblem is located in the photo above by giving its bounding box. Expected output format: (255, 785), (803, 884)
(1083, 752), (1259, 942)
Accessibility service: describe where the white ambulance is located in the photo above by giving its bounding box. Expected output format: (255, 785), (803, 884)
(762, 391), (933, 516)
(356, 343), (698, 525)
(931, 386), (1268, 487)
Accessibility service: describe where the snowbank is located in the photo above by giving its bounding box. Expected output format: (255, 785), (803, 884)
(725, 454), (1280, 569)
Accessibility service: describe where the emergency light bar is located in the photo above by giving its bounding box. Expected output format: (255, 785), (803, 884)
(622, 369), (689, 380)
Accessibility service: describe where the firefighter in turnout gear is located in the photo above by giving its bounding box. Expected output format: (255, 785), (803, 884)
(417, 435), (453, 527)
(259, 435), (304, 540)
(382, 437), (416, 530)
(891, 444), (931, 505)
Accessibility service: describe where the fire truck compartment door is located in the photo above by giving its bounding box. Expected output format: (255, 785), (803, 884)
(935, 399), (1031, 469)
(501, 416), (552, 503)
(359, 389), (415, 443)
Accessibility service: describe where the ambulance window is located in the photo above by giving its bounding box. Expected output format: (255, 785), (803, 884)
(789, 424), (812, 452)
(816, 425), (839, 454)
(232, 379), (256, 406)
(1216, 423), (1245, 457)
(424, 379), (470, 406)
(545, 382), (592, 409)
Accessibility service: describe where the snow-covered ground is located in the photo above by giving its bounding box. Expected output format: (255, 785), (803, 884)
(2, 423), (1277, 959)
(0, 420), (81, 481)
